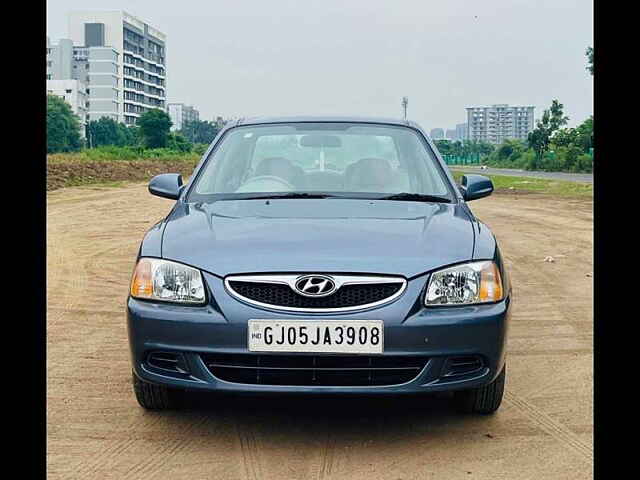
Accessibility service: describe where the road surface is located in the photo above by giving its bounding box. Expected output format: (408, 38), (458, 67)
(47, 183), (593, 479)
(450, 166), (593, 184)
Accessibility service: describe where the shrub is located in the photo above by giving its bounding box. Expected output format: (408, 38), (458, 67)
(522, 150), (538, 170)
(47, 145), (200, 163)
(193, 143), (209, 155)
(167, 132), (193, 153)
(576, 154), (593, 173)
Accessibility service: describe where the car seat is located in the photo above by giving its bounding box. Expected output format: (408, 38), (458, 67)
(254, 157), (306, 188)
(344, 158), (394, 192)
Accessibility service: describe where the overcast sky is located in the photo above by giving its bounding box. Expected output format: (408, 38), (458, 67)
(47, 0), (593, 129)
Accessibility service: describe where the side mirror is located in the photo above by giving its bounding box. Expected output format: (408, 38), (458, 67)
(459, 174), (493, 201)
(149, 173), (183, 200)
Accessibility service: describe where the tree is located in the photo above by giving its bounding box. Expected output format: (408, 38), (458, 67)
(527, 99), (569, 167)
(179, 119), (221, 144)
(47, 94), (83, 153)
(494, 139), (525, 160)
(434, 139), (452, 155)
(475, 141), (494, 156)
(574, 116), (593, 152)
(86, 117), (124, 147)
(549, 127), (578, 149)
(460, 139), (494, 157)
(551, 117), (592, 153)
(167, 132), (193, 152)
(586, 46), (593, 75)
(85, 118), (142, 148)
(119, 123), (140, 147)
(450, 140), (463, 157)
(137, 109), (172, 148)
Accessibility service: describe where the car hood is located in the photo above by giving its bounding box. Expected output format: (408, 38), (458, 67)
(161, 199), (475, 278)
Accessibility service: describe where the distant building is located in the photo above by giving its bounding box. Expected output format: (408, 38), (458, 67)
(466, 104), (534, 144)
(73, 45), (120, 123)
(68, 10), (167, 125)
(47, 35), (121, 125)
(455, 123), (468, 142)
(46, 79), (89, 137)
(445, 129), (456, 140)
(430, 128), (444, 140)
(47, 37), (74, 80)
(167, 103), (200, 131)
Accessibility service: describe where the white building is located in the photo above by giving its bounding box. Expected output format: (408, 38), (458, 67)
(68, 11), (166, 125)
(466, 104), (535, 144)
(47, 36), (120, 124)
(167, 103), (200, 131)
(46, 79), (88, 136)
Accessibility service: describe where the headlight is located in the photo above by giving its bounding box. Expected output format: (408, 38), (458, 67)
(425, 260), (503, 306)
(130, 258), (206, 304)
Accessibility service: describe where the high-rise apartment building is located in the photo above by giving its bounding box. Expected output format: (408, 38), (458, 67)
(466, 104), (534, 144)
(73, 45), (120, 123)
(47, 36), (120, 124)
(68, 11), (166, 125)
(167, 103), (200, 131)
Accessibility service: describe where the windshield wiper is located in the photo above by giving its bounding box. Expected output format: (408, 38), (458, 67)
(233, 192), (337, 200)
(378, 193), (451, 203)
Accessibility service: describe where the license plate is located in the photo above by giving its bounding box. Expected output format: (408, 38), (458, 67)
(248, 319), (384, 354)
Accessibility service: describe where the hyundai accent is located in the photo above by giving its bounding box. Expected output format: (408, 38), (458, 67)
(127, 116), (511, 414)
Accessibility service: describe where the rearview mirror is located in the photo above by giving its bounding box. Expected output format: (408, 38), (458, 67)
(299, 134), (342, 148)
(459, 174), (493, 201)
(149, 173), (183, 200)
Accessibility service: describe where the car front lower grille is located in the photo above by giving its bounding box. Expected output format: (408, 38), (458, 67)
(442, 355), (484, 377)
(224, 274), (406, 312)
(202, 353), (429, 386)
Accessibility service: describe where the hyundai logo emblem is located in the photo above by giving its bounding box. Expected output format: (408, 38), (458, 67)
(294, 275), (337, 297)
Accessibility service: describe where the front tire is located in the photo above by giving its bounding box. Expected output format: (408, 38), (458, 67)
(132, 371), (181, 410)
(454, 365), (506, 414)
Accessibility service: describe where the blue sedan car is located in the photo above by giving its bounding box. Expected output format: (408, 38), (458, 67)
(128, 116), (511, 414)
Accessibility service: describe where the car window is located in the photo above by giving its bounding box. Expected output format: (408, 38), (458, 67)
(188, 123), (451, 200)
(251, 134), (399, 172)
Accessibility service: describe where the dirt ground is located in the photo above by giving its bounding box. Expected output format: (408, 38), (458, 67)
(47, 183), (593, 479)
(46, 159), (198, 191)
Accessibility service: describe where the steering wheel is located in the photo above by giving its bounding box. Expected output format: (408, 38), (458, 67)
(236, 175), (295, 192)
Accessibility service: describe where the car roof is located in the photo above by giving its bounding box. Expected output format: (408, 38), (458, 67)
(235, 115), (422, 129)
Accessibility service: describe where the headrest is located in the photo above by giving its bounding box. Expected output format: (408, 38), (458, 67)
(345, 158), (393, 189)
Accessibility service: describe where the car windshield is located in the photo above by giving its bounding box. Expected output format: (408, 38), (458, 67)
(187, 122), (453, 202)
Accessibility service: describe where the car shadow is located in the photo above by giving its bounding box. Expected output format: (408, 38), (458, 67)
(156, 390), (487, 442)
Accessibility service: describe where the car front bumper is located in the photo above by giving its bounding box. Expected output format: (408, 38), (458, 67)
(127, 272), (511, 395)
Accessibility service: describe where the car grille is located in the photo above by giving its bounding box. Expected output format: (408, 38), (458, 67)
(225, 275), (406, 312)
(202, 353), (429, 386)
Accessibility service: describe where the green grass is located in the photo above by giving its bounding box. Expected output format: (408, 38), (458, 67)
(48, 146), (200, 163)
(451, 171), (593, 198)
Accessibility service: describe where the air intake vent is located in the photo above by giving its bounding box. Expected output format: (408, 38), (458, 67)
(202, 353), (429, 386)
(442, 355), (484, 377)
(146, 351), (189, 374)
